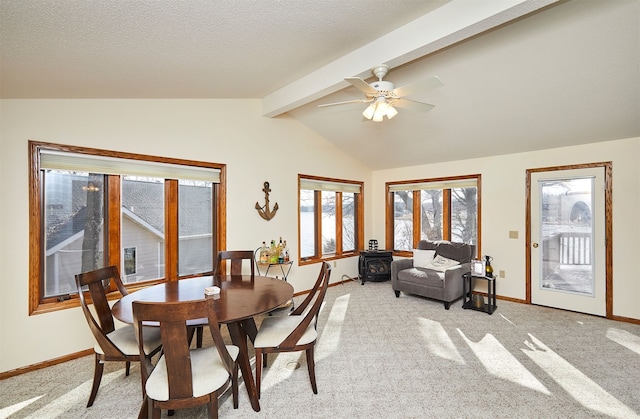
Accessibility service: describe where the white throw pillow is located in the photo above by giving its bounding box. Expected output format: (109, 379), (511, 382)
(413, 249), (436, 268)
(423, 254), (460, 272)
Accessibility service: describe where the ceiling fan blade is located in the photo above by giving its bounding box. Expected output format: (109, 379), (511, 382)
(318, 98), (371, 108)
(393, 98), (435, 113)
(393, 76), (443, 98)
(345, 77), (378, 94)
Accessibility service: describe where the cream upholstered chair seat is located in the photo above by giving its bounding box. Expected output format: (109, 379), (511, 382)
(146, 346), (239, 401)
(95, 325), (161, 356)
(253, 316), (317, 348)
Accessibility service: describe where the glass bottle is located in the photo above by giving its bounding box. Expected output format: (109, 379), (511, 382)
(259, 241), (269, 264)
(484, 255), (494, 277)
(283, 240), (290, 262)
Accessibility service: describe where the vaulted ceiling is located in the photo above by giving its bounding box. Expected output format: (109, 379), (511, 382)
(1, 0), (638, 169)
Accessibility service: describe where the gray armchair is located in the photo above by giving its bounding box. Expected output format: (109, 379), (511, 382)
(391, 240), (475, 309)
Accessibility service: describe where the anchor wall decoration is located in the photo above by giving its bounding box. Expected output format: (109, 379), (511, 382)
(255, 181), (279, 221)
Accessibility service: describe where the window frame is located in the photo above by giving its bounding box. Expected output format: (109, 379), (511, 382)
(298, 174), (364, 265)
(29, 141), (226, 315)
(385, 174), (481, 257)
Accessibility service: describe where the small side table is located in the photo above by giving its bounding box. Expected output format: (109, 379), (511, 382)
(255, 260), (293, 281)
(254, 249), (294, 312)
(462, 272), (497, 314)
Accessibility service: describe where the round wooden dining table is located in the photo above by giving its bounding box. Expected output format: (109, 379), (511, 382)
(112, 275), (294, 413)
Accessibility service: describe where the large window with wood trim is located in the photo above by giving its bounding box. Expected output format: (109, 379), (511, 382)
(386, 175), (480, 255)
(29, 141), (226, 314)
(299, 175), (364, 264)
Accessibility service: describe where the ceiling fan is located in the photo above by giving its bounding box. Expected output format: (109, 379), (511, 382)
(318, 64), (443, 122)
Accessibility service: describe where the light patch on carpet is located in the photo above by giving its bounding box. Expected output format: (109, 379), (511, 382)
(417, 317), (465, 364)
(22, 369), (121, 419)
(499, 313), (516, 325)
(317, 293), (350, 361)
(260, 352), (302, 393)
(0, 395), (44, 419)
(606, 328), (640, 355)
(458, 330), (549, 394)
(522, 333), (639, 418)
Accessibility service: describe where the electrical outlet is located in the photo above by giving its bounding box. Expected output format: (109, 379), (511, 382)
(499, 270), (505, 278)
(509, 230), (519, 239)
(333, 261), (337, 267)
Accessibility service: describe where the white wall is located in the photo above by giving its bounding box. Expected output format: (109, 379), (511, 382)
(0, 99), (371, 373)
(372, 137), (640, 320)
(1, 99), (638, 374)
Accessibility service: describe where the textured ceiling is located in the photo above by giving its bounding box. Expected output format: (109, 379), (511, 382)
(0, 0), (447, 98)
(1, 0), (639, 170)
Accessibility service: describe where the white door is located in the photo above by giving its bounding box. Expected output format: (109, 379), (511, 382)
(529, 167), (606, 316)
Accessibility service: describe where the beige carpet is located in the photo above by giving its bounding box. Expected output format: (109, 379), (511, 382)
(2, 279), (640, 418)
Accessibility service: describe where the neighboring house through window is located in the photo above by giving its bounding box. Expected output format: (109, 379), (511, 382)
(298, 175), (364, 264)
(386, 175), (481, 256)
(29, 141), (225, 314)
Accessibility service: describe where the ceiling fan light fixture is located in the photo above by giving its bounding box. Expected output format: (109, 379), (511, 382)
(386, 105), (398, 119)
(321, 64), (441, 121)
(370, 97), (390, 122)
(362, 103), (376, 120)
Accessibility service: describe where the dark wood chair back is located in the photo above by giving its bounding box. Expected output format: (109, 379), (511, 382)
(254, 262), (331, 398)
(215, 250), (255, 277)
(280, 261), (331, 349)
(132, 298), (237, 416)
(75, 265), (161, 408)
(75, 265), (129, 358)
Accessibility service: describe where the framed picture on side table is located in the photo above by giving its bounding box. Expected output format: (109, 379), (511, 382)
(471, 259), (486, 277)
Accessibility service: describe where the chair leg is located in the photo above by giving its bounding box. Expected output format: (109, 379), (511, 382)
(306, 347), (317, 394)
(186, 326), (203, 348)
(125, 361), (131, 376)
(255, 348), (263, 399)
(232, 362), (239, 409)
(137, 395), (149, 419)
(196, 326), (204, 348)
(207, 394), (218, 419)
(87, 354), (104, 407)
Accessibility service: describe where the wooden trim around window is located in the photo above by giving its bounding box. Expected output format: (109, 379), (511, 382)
(298, 174), (364, 265)
(165, 179), (179, 281)
(385, 174), (481, 256)
(28, 140), (226, 315)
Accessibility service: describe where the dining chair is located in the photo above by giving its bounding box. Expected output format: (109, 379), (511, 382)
(253, 261), (332, 398)
(214, 250), (255, 276)
(189, 250), (257, 348)
(132, 298), (239, 419)
(74, 265), (162, 408)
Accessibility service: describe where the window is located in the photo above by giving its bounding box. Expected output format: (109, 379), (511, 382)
(123, 247), (137, 276)
(178, 179), (214, 276)
(29, 141), (226, 314)
(121, 175), (165, 283)
(386, 175), (480, 255)
(299, 175), (363, 264)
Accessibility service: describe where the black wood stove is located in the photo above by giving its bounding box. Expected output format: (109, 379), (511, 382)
(358, 250), (393, 285)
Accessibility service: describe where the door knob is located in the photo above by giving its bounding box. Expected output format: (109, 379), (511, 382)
(532, 243), (539, 248)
